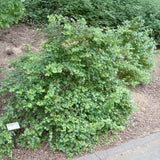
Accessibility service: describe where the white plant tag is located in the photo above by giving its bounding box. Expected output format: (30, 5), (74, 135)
(6, 122), (20, 131)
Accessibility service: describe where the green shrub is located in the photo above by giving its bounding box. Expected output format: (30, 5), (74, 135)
(23, 0), (108, 25)
(139, 0), (160, 44)
(116, 18), (156, 86)
(23, 0), (160, 43)
(0, 0), (24, 29)
(112, 0), (160, 44)
(0, 116), (13, 158)
(0, 16), (155, 158)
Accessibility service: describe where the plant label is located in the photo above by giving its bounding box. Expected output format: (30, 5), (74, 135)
(6, 122), (20, 131)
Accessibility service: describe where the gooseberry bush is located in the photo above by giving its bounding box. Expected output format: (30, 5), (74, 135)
(0, 16), (155, 158)
(0, 0), (24, 29)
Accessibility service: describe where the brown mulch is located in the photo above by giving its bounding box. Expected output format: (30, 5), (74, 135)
(0, 24), (160, 160)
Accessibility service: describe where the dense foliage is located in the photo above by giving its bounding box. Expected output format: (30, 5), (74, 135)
(0, 0), (24, 29)
(23, 0), (160, 43)
(116, 19), (156, 86)
(0, 16), (155, 158)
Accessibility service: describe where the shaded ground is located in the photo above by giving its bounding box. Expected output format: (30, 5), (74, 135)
(0, 24), (159, 160)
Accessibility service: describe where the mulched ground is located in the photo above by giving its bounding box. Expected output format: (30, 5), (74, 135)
(0, 24), (159, 160)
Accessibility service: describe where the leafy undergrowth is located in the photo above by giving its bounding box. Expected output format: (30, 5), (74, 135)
(23, 0), (160, 43)
(0, 16), (156, 158)
(0, 0), (24, 29)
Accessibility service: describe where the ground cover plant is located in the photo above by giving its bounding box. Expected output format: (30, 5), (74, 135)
(23, 0), (160, 43)
(0, 15), (156, 158)
(0, 0), (24, 29)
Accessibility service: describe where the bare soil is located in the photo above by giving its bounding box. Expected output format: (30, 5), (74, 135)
(0, 24), (159, 160)
(0, 24), (44, 74)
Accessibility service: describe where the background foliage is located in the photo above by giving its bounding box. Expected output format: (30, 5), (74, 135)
(0, 15), (155, 158)
(0, 0), (24, 29)
(115, 19), (156, 86)
(23, 0), (160, 43)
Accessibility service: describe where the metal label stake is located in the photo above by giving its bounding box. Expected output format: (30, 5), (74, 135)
(6, 122), (20, 148)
